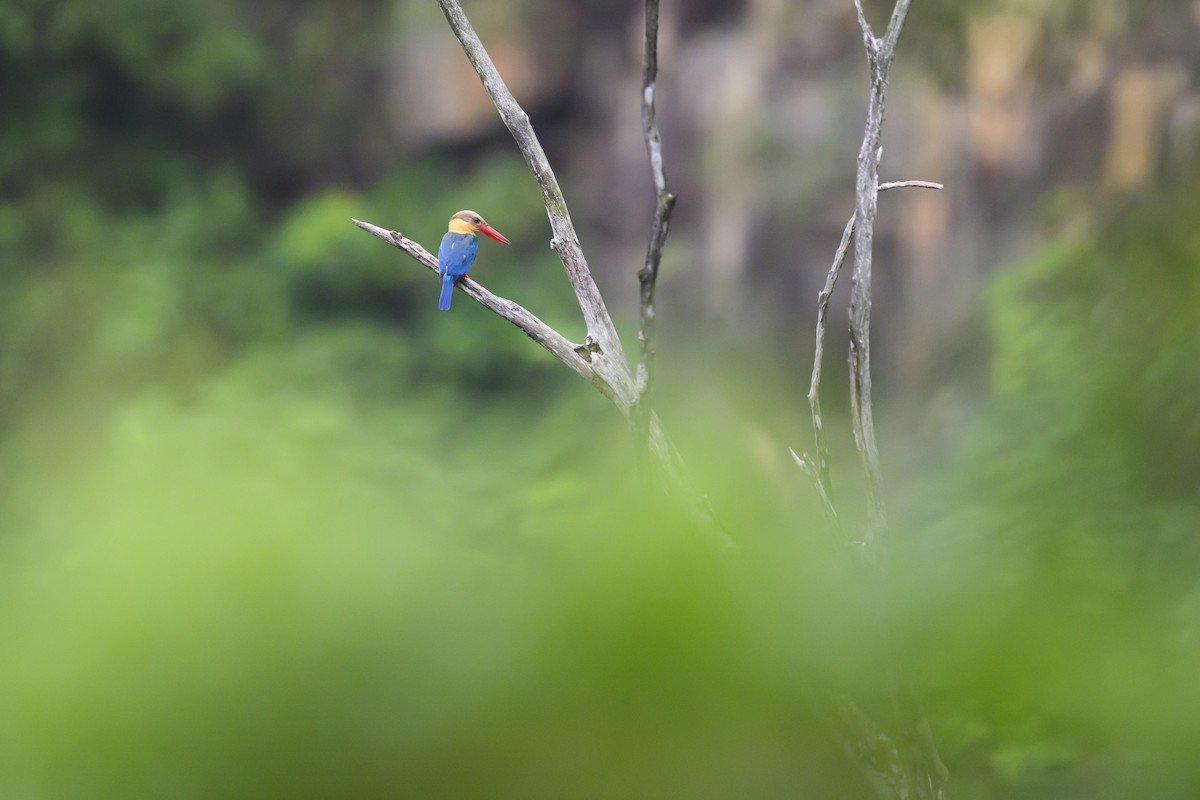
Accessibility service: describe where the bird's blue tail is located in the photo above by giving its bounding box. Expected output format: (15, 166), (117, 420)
(438, 273), (455, 311)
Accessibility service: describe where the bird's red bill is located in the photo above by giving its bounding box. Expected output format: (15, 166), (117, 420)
(478, 223), (510, 245)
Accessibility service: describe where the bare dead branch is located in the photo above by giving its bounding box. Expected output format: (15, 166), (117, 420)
(351, 219), (622, 402)
(882, 0), (915, 51)
(852, 0), (875, 44)
(357, 4), (741, 549)
(430, 0), (731, 548)
(789, 2), (952, 795)
(847, 0), (917, 553)
(633, 0), (679, 449)
(435, 0), (631, 407)
(797, 180), (942, 515)
(353, 218), (735, 548)
(799, 183), (946, 795)
(804, 214), (855, 515)
(841, 1), (951, 796)
(879, 180), (943, 191)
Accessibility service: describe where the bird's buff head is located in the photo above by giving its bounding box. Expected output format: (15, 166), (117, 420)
(448, 210), (510, 244)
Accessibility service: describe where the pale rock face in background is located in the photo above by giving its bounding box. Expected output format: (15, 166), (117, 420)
(379, 0), (1200, 427)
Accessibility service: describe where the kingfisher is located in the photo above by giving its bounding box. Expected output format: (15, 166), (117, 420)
(437, 209), (510, 310)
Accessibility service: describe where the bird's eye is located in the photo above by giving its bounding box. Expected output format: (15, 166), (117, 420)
(474, 217), (481, 223)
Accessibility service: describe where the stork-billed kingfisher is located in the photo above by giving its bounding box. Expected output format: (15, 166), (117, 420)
(437, 210), (510, 310)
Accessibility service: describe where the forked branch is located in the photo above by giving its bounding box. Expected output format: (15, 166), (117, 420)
(796, 181), (941, 524)
(353, 213), (730, 549)
(435, 0), (631, 405)
(795, 1), (949, 796)
(350, 219), (620, 403)
(355, 2), (730, 546)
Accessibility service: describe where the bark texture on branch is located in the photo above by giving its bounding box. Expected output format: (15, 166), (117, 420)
(350, 1), (733, 548)
(840, 2), (949, 797)
(435, 0), (631, 409)
(797, 181), (941, 525)
(848, 0), (914, 553)
(350, 219), (619, 402)
(633, 0), (678, 451)
(353, 218), (732, 548)
(792, 1), (950, 796)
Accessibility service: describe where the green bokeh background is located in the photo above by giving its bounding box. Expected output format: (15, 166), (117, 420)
(2, 1), (1199, 797)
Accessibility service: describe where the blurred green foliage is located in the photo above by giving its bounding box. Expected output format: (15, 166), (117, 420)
(896, 176), (1200, 796)
(930, 179), (1200, 581)
(2, 1), (1199, 798)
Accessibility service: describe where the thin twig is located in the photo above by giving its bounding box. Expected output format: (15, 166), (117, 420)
(880, 180), (943, 191)
(633, 0), (679, 450)
(791, 447), (839, 526)
(883, 0), (915, 51)
(799, 213), (856, 520)
(797, 180), (942, 516)
(435, 0), (631, 408)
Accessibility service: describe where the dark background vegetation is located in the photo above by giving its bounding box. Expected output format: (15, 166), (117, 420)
(2, 0), (1198, 797)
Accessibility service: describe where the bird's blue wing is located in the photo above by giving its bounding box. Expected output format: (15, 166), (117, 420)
(438, 232), (479, 278)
